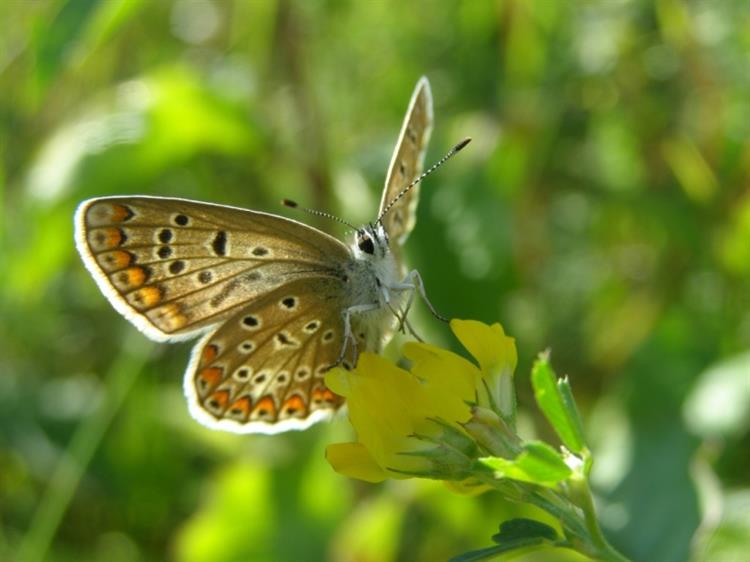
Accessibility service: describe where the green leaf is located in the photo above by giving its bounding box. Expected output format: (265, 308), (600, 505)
(557, 376), (587, 453)
(492, 518), (559, 543)
(449, 518), (559, 562)
(531, 352), (586, 454)
(480, 441), (572, 487)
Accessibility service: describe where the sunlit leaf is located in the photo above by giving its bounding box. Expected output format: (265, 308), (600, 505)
(480, 441), (572, 487)
(531, 354), (586, 454)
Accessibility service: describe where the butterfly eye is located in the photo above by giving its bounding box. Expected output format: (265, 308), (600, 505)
(358, 235), (375, 255)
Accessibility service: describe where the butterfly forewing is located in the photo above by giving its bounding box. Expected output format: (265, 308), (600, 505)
(379, 76), (434, 247)
(75, 196), (351, 341)
(184, 277), (352, 434)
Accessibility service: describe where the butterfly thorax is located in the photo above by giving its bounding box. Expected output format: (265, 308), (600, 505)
(347, 222), (400, 299)
(342, 222), (403, 351)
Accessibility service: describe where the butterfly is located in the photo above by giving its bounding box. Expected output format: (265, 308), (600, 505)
(75, 76), (467, 434)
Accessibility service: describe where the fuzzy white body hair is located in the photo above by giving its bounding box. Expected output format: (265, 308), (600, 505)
(342, 222), (406, 353)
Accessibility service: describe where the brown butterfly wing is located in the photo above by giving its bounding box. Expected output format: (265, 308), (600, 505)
(378, 77), (434, 248)
(74, 196), (351, 342)
(184, 277), (354, 433)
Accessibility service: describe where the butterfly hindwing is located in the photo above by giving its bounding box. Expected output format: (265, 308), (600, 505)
(184, 277), (352, 434)
(75, 196), (351, 342)
(379, 76), (434, 248)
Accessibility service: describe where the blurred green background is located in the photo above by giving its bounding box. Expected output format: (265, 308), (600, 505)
(1, 1), (748, 561)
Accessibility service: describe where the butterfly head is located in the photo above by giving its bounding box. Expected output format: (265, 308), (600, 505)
(353, 222), (390, 260)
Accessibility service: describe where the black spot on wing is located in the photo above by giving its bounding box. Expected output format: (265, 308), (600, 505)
(169, 260), (185, 274)
(242, 315), (258, 328)
(212, 231), (227, 256)
(158, 229), (173, 244)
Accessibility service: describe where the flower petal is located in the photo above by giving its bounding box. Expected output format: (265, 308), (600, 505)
(324, 366), (352, 397)
(403, 342), (477, 422)
(450, 319), (517, 373)
(326, 442), (388, 483)
(330, 353), (426, 470)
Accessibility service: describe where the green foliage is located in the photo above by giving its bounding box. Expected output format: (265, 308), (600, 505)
(531, 352), (587, 455)
(450, 519), (560, 562)
(481, 441), (573, 488)
(463, 354), (625, 560)
(1, 1), (748, 561)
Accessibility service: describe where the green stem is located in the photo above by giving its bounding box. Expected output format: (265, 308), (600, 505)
(527, 488), (589, 539)
(16, 336), (152, 562)
(570, 478), (630, 562)
(478, 473), (629, 562)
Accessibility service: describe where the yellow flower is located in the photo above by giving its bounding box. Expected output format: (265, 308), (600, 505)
(325, 319), (518, 482)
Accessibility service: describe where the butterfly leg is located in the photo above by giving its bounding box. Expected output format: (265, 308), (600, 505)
(385, 301), (407, 334)
(386, 270), (419, 325)
(391, 269), (447, 323)
(401, 313), (425, 342)
(336, 303), (380, 368)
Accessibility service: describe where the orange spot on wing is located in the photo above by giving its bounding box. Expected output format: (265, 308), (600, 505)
(130, 286), (163, 308)
(110, 204), (133, 222)
(201, 344), (219, 365)
(228, 396), (252, 417)
(311, 386), (341, 407)
(198, 367), (223, 388)
(122, 266), (146, 287)
(282, 395), (306, 416)
(321, 388), (339, 404)
(252, 396), (277, 419)
(155, 304), (187, 330)
(206, 390), (230, 413)
(97, 227), (124, 248)
(108, 250), (133, 269)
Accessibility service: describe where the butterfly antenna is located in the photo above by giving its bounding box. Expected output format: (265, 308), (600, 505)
(378, 137), (471, 223)
(282, 199), (358, 230)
